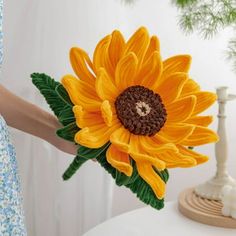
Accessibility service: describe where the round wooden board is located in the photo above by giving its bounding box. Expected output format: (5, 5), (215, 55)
(178, 188), (236, 229)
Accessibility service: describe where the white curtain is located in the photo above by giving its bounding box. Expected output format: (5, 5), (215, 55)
(2, 0), (236, 235)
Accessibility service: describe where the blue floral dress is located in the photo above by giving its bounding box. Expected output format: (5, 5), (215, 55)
(0, 117), (27, 235)
(0, 1), (27, 235)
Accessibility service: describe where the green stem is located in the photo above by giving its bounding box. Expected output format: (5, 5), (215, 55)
(63, 155), (88, 180)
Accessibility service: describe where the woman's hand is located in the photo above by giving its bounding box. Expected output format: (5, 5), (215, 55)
(47, 118), (77, 155)
(0, 84), (76, 156)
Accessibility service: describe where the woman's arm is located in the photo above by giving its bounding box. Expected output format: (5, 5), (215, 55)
(0, 84), (77, 155)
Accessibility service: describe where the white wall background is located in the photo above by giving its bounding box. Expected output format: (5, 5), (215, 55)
(2, 0), (236, 235)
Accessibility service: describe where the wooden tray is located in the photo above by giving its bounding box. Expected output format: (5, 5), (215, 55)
(178, 188), (236, 229)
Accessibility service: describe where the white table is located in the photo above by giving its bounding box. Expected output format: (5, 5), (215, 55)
(83, 202), (236, 236)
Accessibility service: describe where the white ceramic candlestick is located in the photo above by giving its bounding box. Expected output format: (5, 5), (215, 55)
(222, 185), (236, 219)
(195, 87), (236, 200)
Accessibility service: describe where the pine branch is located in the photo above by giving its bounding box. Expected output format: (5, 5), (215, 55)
(176, 1), (235, 38)
(173, 0), (198, 8)
(174, 0), (236, 71)
(121, 0), (136, 5)
(227, 37), (236, 72)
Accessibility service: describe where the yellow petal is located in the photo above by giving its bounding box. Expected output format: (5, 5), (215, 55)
(110, 126), (131, 153)
(74, 127), (98, 147)
(144, 35), (160, 61)
(70, 47), (95, 84)
(180, 126), (219, 146)
(101, 100), (113, 127)
(163, 54), (192, 74)
(96, 68), (119, 101)
(109, 30), (125, 69)
(61, 75), (101, 110)
(136, 162), (166, 199)
(177, 144), (209, 164)
(156, 72), (188, 105)
(73, 105), (84, 128)
(139, 136), (178, 153)
(93, 35), (114, 77)
(115, 52), (138, 91)
(74, 122), (121, 148)
(159, 55), (191, 85)
(157, 151), (197, 168)
(106, 144), (133, 176)
(73, 105), (104, 128)
(130, 151), (166, 170)
(181, 79), (200, 97)
(136, 51), (162, 89)
(165, 95), (196, 123)
(192, 92), (217, 116)
(123, 27), (150, 65)
(186, 116), (213, 127)
(156, 123), (195, 143)
(129, 135), (166, 170)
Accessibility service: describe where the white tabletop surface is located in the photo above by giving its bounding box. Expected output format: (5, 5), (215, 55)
(83, 202), (236, 236)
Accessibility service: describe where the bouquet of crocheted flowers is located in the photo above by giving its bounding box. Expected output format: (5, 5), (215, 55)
(31, 27), (218, 210)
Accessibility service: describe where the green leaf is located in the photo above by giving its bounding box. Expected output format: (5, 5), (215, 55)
(156, 168), (169, 183)
(31, 73), (67, 117)
(126, 173), (164, 210)
(56, 122), (79, 142)
(115, 171), (131, 186)
(115, 158), (138, 186)
(78, 142), (110, 159)
(95, 145), (117, 179)
(55, 84), (73, 107)
(58, 105), (76, 126)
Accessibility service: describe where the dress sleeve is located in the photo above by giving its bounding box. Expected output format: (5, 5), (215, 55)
(0, 2), (27, 235)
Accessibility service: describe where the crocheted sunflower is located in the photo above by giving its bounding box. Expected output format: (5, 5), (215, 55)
(60, 27), (218, 200)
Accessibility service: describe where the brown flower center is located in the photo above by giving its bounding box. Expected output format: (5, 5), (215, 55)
(115, 85), (167, 136)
